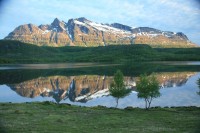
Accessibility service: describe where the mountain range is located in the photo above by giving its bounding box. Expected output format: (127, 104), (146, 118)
(4, 17), (197, 47)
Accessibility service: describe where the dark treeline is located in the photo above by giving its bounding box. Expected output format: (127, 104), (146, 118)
(0, 40), (200, 63)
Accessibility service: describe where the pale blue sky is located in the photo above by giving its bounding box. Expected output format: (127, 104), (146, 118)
(0, 0), (200, 45)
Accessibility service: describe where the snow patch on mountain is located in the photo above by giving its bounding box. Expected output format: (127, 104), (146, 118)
(87, 21), (131, 34)
(66, 27), (72, 40)
(74, 20), (86, 26)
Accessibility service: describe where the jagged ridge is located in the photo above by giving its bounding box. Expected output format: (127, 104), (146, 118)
(4, 17), (196, 47)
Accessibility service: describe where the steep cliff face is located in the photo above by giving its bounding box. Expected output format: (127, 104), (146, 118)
(4, 17), (196, 47)
(8, 72), (195, 103)
(5, 19), (72, 47)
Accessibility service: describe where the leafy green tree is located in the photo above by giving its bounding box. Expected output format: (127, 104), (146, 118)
(136, 74), (161, 109)
(109, 70), (131, 108)
(197, 78), (200, 95)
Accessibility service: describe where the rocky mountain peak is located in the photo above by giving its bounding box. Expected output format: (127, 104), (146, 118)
(4, 17), (197, 47)
(51, 18), (61, 25)
(176, 32), (188, 40)
(76, 17), (90, 23)
(50, 18), (66, 32)
(132, 27), (162, 34)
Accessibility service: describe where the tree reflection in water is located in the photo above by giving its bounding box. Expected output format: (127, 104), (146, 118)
(197, 78), (200, 95)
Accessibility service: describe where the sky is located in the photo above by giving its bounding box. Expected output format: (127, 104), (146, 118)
(0, 0), (200, 45)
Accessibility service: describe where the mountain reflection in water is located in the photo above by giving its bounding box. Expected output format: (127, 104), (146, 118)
(7, 72), (195, 103)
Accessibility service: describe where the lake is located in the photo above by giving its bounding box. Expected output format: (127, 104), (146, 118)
(0, 62), (200, 108)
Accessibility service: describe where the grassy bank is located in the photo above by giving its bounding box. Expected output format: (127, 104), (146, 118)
(0, 102), (199, 133)
(0, 40), (200, 63)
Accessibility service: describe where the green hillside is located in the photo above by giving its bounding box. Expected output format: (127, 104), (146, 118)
(0, 40), (200, 63)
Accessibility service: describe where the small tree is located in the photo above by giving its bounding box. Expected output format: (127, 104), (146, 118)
(109, 70), (131, 108)
(197, 78), (200, 95)
(136, 74), (161, 109)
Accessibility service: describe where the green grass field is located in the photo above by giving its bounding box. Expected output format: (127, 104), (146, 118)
(0, 102), (199, 133)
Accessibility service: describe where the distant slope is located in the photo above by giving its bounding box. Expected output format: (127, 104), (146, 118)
(4, 17), (197, 47)
(0, 40), (200, 64)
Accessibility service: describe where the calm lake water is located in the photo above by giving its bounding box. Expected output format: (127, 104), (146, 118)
(0, 62), (200, 108)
